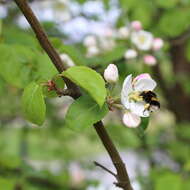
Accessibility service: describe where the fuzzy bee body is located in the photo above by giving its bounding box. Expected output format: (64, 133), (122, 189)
(139, 91), (160, 113)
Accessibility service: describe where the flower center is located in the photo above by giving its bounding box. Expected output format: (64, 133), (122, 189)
(139, 35), (146, 44)
(128, 91), (143, 102)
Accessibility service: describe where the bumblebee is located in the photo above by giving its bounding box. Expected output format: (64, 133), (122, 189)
(139, 91), (160, 113)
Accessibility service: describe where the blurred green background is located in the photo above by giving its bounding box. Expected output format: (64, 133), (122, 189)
(0, 0), (190, 189)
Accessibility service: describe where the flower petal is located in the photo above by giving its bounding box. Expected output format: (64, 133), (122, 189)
(129, 101), (150, 117)
(121, 74), (133, 109)
(133, 73), (151, 82)
(123, 111), (141, 128)
(134, 78), (157, 91)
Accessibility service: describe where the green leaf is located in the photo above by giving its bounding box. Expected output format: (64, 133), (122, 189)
(0, 20), (2, 36)
(65, 95), (108, 131)
(141, 117), (149, 131)
(35, 53), (58, 80)
(59, 44), (86, 66)
(155, 173), (182, 190)
(185, 39), (190, 61)
(156, 0), (179, 8)
(0, 178), (15, 190)
(0, 44), (35, 88)
(158, 9), (190, 37)
(2, 26), (39, 48)
(22, 82), (46, 125)
(0, 44), (58, 88)
(86, 45), (126, 67)
(135, 117), (149, 137)
(62, 66), (107, 107)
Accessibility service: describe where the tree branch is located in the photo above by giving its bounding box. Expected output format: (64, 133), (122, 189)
(94, 161), (117, 177)
(13, 0), (133, 189)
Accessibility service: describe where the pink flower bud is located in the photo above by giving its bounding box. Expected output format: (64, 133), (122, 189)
(143, 55), (157, 66)
(104, 64), (119, 83)
(123, 111), (141, 128)
(152, 38), (164, 51)
(131, 20), (142, 31)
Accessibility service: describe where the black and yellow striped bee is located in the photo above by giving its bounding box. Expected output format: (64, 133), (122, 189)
(139, 91), (160, 113)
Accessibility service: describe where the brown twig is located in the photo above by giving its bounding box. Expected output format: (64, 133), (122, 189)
(14, 1), (133, 189)
(94, 161), (117, 177)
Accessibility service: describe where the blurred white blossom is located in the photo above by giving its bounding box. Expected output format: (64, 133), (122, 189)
(83, 35), (97, 47)
(99, 36), (116, 51)
(117, 26), (130, 39)
(86, 45), (100, 57)
(69, 163), (85, 186)
(60, 53), (75, 67)
(131, 30), (153, 51)
(124, 49), (137, 59)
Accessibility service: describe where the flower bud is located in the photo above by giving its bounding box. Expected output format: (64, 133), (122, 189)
(123, 111), (141, 128)
(152, 38), (164, 51)
(124, 49), (137, 59)
(104, 64), (119, 83)
(131, 20), (142, 31)
(143, 55), (157, 66)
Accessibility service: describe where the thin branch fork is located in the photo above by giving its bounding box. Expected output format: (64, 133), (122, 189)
(13, 1), (133, 189)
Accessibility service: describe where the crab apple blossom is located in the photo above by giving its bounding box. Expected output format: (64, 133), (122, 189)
(104, 64), (119, 83)
(86, 46), (100, 57)
(118, 26), (130, 39)
(124, 49), (137, 59)
(123, 111), (141, 128)
(60, 53), (75, 67)
(152, 38), (164, 51)
(83, 35), (97, 47)
(121, 73), (157, 117)
(143, 55), (157, 66)
(99, 36), (115, 51)
(131, 30), (153, 51)
(131, 20), (142, 31)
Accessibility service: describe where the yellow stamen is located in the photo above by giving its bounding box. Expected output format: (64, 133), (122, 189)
(129, 92), (143, 102)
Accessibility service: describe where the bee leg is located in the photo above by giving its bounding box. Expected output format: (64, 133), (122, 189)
(143, 104), (150, 116)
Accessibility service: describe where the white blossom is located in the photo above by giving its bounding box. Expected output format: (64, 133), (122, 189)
(124, 49), (137, 59)
(121, 74), (157, 117)
(123, 111), (141, 128)
(131, 30), (153, 51)
(86, 46), (100, 57)
(60, 53), (75, 67)
(117, 26), (130, 39)
(104, 64), (119, 83)
(83, 35), (97, 47)
(99, 36), (115, 51)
